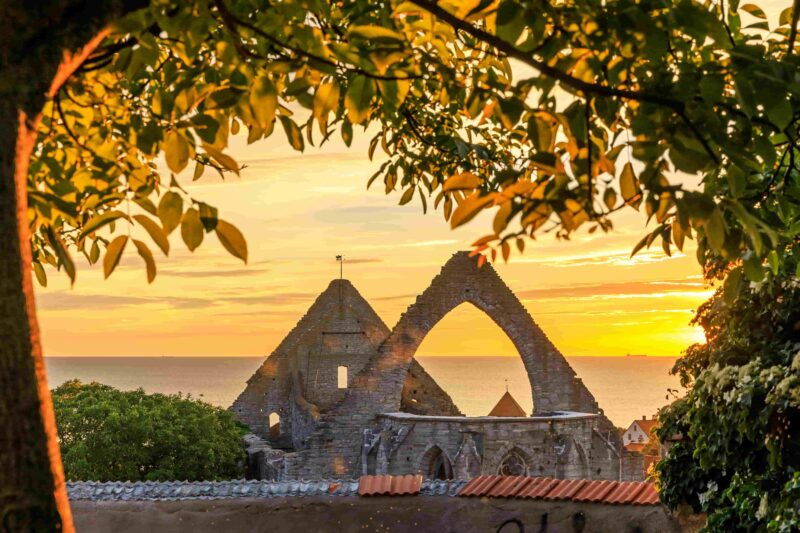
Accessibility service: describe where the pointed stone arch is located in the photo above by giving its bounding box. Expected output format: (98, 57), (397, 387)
(355, 252), (607, 421)
(418, 444), (453, 480)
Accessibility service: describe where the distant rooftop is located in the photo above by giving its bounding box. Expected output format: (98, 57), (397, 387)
(488, 391), (527, 417)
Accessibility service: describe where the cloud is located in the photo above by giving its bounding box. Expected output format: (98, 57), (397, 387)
(37, 289), (319, 312)
(516, 280), (709, 300)
(36, 292), (212, 311)
(156, 259), (273, 278)
(312, 205), (405, 232)
(159, 268), (266, 278)
(343, 258), (383, 264)
(513, 248), (686, 268)
(403, 239), (459, 247)
(372, 293), (418, 301)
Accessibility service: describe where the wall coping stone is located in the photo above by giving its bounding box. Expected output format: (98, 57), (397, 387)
(378, 411), (598, 423)
(66, 479), (467, 501)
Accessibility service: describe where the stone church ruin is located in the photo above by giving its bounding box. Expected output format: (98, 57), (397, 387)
(232, 252), (628, 481)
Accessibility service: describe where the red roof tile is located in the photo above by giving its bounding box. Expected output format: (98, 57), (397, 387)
(517, 477), (560, 499)
(632, 484), (660, 505)
(486, 476), (533, 498)
(456, 476), (660, 506)
(572, 480), (616, 503)
(459, 475), (503, 497)
(605, 482), (648, 505)
(543, 479), (587, 500)
(358, 475), (422, 496)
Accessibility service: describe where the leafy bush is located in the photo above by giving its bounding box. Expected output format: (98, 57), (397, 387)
(52, 380), (246, 481)
(657, 272), (800, 531)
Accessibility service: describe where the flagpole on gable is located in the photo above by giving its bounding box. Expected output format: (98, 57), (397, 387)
(336, 255), (344, 303)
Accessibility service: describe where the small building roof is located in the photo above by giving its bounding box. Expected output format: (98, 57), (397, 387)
(488, 391), (527, 417)
(633, 418), (659, 436)
(624, 443), (646, 453)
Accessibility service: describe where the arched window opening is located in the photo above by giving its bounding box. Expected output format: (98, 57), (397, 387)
(498, 449), (529, 476)
(430, 448), (453, 480)
(420, 445), (453, 480)
(268, 412), (280, 438)
(412, 303), (532, 416)
(337, 366), (348, 389)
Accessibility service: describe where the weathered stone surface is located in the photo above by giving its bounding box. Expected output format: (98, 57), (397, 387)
(70, 496), (683, 533)
(233, 252), (633, 481)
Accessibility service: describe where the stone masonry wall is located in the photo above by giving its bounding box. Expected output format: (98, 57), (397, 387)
(368, 414), (612, 480)
(230, 280), (390, 442)
(290, 252), (618, 479)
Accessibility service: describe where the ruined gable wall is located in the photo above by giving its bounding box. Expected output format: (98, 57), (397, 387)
(231, 280), (390, 442)
(287, 252), (617, 479)
(400, 359), (462, 416)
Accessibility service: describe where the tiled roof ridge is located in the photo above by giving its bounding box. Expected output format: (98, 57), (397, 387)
(458, 476), (660, 506)
(67, 476), (659, 505)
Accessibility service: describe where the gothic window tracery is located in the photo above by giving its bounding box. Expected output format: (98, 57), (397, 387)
(498, 449), (528, 476)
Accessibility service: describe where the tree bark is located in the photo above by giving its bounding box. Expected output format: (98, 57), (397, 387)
(0, 2), (145, 530)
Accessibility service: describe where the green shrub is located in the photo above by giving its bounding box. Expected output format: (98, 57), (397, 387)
(52, 380), (246, 481)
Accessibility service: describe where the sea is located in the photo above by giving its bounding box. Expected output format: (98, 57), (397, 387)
(44, 356), (683, 428)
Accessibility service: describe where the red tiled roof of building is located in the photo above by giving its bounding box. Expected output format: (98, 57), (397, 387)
(635, 418), (659, 436)
(488, 391), (527, 417)
(358, 475), (422, 496)
(457, 476), (660, 505)
(624, 443), (646, 453)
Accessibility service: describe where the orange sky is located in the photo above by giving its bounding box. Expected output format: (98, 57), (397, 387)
(39, 0), (796, 358)
(36, 126), (712, 357)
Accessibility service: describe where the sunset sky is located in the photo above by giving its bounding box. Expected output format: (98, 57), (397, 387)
(37, 0), (794, 359)
(36, 123), (713, 358)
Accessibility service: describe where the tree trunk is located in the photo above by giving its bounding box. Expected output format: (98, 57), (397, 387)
(0, 3), (143, 529)
(0, 102), (69, 533)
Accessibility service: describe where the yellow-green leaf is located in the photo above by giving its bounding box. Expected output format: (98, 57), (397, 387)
(450, 192), (494, 229)
(493, 202), (512, 235)
(672, 218), (685, 251)
(103, 235), (129, 279)
(619, 162), (642, 209)
(250, 73), (278, 130)
(158, 191), (183, 234)
(79, 210), (128, 241)
(779, 6), (793, 25)
(313, 80), (341, 134)
(723, 266), (742, 305)
(132, 239), (156, 283)
(133, 214), (170, 255)
(704, 207), (726, 252)
(279, 116), (304, 151)
(164, 130), (190, 173)
(215, 219), (248, 263)
(33, 262), (47, 287)
(740, 3), (767, 19)
(193, 162), (205, 181)
(202, 143), (240, 175)
(377, 79), (410, 111)
(347, 25), (406, 42)
(345, 76), (375, 124)
(603, 188), (617, 211)
(399, 186), (415, 205)
(181, 208), (204, 252)
(443, 172), (480, 191)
